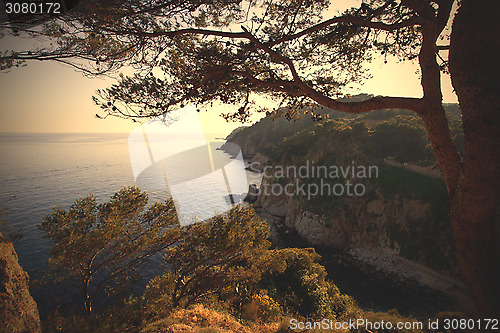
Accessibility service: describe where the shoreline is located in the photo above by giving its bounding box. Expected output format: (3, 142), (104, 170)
(223, 142), (475, 317)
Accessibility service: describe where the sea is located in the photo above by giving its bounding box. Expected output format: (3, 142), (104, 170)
(0, 132), (261, 316)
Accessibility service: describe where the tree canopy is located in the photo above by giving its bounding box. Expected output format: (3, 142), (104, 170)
(141, 204), (358, 323)
(160, 204), (270, 309)
(2, 0), (443, 120)
(40, 192), (361, 327)
(39, 187), (180, 316)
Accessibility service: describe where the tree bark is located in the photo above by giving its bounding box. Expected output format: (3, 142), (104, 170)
(83, 275), (92, 317)
(448, 0), (500, 316)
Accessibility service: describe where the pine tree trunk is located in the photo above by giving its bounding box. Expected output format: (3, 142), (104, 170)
(83, 276), (92, 317)
(448, 0), (500, 316)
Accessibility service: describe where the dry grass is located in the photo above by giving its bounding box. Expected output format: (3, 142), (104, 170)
(140, 304), (283, 333)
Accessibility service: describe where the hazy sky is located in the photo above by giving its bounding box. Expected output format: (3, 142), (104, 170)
(0, 60), (252, 135)
(0, 0), (458, 136)
(0, 58), (457, 135)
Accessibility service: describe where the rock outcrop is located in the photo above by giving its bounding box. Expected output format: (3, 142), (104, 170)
(255, 173), (457, 276)
(257, 184), (423, 249)
(0, 233), (41, 333)
(229, 111), (458, 276)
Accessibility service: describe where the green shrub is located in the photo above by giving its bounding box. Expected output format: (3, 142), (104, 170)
(259, 248), (357, 319)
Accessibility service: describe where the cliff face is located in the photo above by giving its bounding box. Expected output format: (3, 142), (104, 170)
(230, 114), (458, 276)
(0, 233), (41, 333)
(255, 180), (456, 273)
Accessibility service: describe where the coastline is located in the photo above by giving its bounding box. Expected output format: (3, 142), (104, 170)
(206, 134), (474, 317)
(257, 207), (476, 318)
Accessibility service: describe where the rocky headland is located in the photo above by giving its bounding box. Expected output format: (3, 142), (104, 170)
(224, 105), (475, 315)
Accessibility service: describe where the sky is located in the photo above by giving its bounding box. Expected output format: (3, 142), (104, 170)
(0, 1), (458, 136)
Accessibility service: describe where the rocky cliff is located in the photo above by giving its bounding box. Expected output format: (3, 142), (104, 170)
(255, 177), (455, 274)
(228, 112), (459, 276)
(0, 233), (41, 333)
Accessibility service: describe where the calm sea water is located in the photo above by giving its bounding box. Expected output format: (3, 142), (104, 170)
(0, 132), (259, 315)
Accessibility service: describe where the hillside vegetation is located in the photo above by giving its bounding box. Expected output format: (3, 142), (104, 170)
(230, 103), (462, 162)
(41, 202), (443, 333)
(229, 104), (463, 274)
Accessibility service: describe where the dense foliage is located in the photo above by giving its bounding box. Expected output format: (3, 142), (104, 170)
(39, 187), (180, 316)
(232, 104), (463, 163)
(140, 205), (356, 322)
(39, 188), (473, 332)
(269, 113), (436, 163)
(39, 189), (365, 330)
